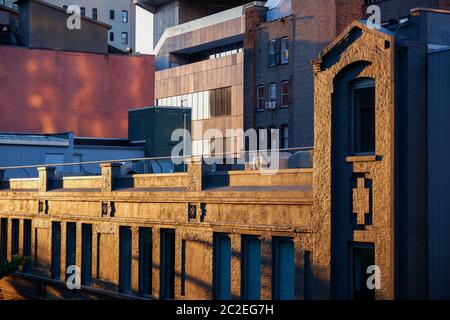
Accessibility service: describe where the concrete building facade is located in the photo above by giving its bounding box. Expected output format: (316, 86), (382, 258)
(153, 2), (249, 158)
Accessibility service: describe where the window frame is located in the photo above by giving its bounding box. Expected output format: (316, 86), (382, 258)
(269, 39), (277, 67)
(80, 7), (85, 16)
(122, 10), (129, 23)
(121, 32), (128, 45)
(281, 124), (289, 149)
(257, 85), (266, 112)
(110, 9), (115, 20)
(280, 37), (289, 64)
(269, 83), (277, 103)
(281, 80), (290, 108)
(350, 78), (376, 155)
(109, 32), (114, 42)
(92, 8), (98, 20)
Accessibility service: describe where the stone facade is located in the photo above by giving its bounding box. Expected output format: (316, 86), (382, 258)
(0, 163), (313, 300)
(312, 21), (395, 299)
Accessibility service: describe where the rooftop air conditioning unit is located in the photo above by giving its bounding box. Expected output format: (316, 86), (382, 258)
(266, 101), (277, 110)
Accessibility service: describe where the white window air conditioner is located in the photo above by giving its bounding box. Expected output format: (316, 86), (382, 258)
(265, 101), (277, 110)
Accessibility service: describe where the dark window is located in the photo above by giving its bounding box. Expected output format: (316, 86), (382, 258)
(213, 234), (231, 300)
(281, 81), (289, 108)
(269, 39), (277, 67)
(181, 240), (186, 296)
(80, 7), (85, 16)
(109, 32), (114, 42)
(209, 87), (231, 118)
(304, 251), (312, 300)
(119, 226), (132, 293)
(65, 222), (77, 280)
(121, 32), (128, 45)
(62, 5), (68, 11)
(139, 227), (152, 296)
(110, 10), (115, 20)
(281, 37), (289, 64)
(81, 224), (92, 286)
(272, 237), (295, 300)
(281, 125), (289, 149)
(11, 219), (19, 256)
(160, 229), (175, 299)
(122, 10), (129, 23)
(352, 243), (375, 300)
(257, 86), (265, 111)
(23, 220), (31, 273)
(92, 8), (98, 20)
(51, 222), (61, 280)
(0, 218), (7, 261)
(352, 79), (375, 154)
(241, 235), (261, 299)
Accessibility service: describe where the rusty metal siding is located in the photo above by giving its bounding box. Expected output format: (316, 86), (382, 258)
(428, 48), (450, 299)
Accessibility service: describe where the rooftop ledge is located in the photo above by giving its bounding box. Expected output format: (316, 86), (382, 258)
(154, 2), (265, 54)
(0, 165), (312, 194)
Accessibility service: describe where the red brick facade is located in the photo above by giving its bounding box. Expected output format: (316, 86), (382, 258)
(0, 47), (155, 138)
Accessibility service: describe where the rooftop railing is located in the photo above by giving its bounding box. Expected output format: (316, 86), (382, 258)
(0, 147), (314, 192)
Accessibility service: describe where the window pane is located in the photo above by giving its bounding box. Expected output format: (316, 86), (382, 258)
(281, 37), (289, 64)
(269, 84), (276, 102)
(272, 238), (295, 300)
(122, 10), (128, 23)
(121, 32), (128, 45)
(241, 236), (261, 299)
(257, 86), (265, 111)
(213, 234), (231, 300)
(269, 40), (277, 67)
(281, 81), (289, 107)
(353, 83), (375, 154)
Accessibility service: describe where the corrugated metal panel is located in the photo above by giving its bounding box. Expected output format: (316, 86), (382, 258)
(428, 49), (450, 299)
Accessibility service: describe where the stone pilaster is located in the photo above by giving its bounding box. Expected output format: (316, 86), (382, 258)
(230, 233), (241, 299)
(152, 227), (160, 299)
(76, 223), (82, 273)
(187, 157), (205, 192)
(6, 218), (11, 260)
(92, 226), (99, 280)
(294, 237), (304, 300)
(174, 230), (183, 300)
(131, 226), (140, 295)
(38, 166), (56, 192)
(260, 234), (272, 300)
(100, 163), (121, 192)
(60, 222), (67, 281)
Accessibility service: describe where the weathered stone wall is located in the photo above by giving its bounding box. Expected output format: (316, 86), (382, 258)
(312, 21), (395, 299)
(0, 163), (313, 300)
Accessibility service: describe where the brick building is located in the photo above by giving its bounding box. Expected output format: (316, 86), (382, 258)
(1, 2), (450, 301)
(312, 7), (450, 299)
(0, 0), (155, 138)
(244, 0), (450, 150)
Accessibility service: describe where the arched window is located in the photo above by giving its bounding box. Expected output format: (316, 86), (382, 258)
(351, 78), (375, 154)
